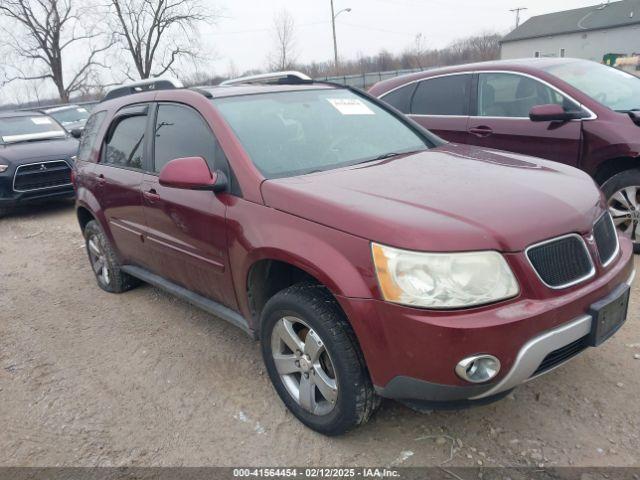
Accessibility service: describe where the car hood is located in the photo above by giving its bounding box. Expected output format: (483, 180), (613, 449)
(260, 144), (605, 252)
(0, 137), (78, 166)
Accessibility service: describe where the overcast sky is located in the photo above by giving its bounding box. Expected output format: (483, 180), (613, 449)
(2, 0), (606, 103)
(208, 0), (602, 74)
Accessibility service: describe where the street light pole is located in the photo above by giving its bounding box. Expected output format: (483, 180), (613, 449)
(330, 0), (338, 71)
(330, 1), (351, 73)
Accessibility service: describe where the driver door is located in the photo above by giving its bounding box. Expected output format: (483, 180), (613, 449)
(141, 102), (237, 309)
(467, 72), (582, 166)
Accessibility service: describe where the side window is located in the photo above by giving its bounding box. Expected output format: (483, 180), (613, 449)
(103, 115), (146, 169)
(477, 73), (580, 118)
(77, 111), (106, 162)
(381, 83), (416, 113)
(411, 75), (471, 116)
(153, 104), (217, 173)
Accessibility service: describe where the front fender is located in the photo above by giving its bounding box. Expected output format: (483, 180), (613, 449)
(226, 198), (377, 324)
(582, 119), (640, 174)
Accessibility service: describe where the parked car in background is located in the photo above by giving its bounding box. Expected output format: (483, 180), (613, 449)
(74, 74), (634, 435)
(0, 111), (78, 217)
(40, 104), (92, 133)
(370, 58), (640, 252)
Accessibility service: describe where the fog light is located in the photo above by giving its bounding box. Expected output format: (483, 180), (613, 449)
(455, 355), (501, 384)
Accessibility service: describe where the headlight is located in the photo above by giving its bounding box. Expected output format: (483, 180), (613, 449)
(0, 164), (8, 173)
(372, 243), (519, 309)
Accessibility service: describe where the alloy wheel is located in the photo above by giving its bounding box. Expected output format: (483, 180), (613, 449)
(270, 316), (338, 416)
(87, 235), (110, 287)
(608, 186), (640, 242)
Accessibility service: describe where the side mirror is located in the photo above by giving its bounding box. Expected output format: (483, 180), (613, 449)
(70, 128), (83, 139)
(529, 104), (582, 122)
(158, 156), (227, 193)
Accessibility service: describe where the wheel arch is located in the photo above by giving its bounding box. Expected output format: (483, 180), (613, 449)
(593, 157), (640, 185)
(243, 247), (371, 338)
(76, 205), (96, 232)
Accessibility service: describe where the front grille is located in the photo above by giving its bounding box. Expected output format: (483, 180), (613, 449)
(526, 235), (594, 289)
(13, 160), (72, 192)
(532, 335), (589, 377)
(593, 213), (619, 266)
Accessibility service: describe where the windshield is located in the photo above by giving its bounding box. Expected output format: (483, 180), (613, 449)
(214, 89), (430, 178)
(542, 60), (640, 112)
(47, 106), (91, 125)
(0, 115), (67, 143)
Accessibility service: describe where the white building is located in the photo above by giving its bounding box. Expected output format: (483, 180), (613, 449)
(500, 0), (640, 64)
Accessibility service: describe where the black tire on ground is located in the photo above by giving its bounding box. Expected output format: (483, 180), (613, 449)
(83, 220), (141, 293)
(600, 169), (640, 254)
(260, 282), (380, 436)
(0, 208), (9, 218)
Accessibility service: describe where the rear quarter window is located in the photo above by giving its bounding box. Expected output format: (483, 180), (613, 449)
(77, 111), (107, 162)
(381, 83), (417, 114)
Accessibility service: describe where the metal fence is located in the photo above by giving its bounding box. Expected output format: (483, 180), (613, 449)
(315, 67), (429, 89)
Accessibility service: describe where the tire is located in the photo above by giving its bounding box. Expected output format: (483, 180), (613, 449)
(260, 282), (380, 436)
(0, 208), (9, 218)
(83, 220), (140, 293)
(601, 169), (640, 254)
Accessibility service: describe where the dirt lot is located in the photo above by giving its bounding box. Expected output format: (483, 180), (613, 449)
(1, 203), (639, 468)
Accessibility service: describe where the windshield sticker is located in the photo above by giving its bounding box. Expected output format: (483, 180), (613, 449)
(31, 117), (52, 125)
(327, 98), (375, 115)
(77, 108), (88, 113)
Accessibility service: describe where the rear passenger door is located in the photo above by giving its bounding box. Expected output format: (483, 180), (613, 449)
(140, 102), (237, 309)
(467, 72), (582, 166)
(94, 104), (152, 267)
(384, 74), (474, 144)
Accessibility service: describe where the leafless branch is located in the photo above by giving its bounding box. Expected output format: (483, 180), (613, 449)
(0, 0), (115, 102)
(267, 9), (297, 71)
(109, 0), (214, 79)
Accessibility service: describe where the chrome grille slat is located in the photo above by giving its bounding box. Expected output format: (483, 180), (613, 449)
(13, 160), (72, 193)
(593, 212), (619, 267)
(526, 234), (595, 289)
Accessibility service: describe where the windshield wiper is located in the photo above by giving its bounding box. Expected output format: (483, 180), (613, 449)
(363, 148), (428, 164)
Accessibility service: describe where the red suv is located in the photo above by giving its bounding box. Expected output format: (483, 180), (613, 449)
(370, 58), (640, 252)
(74, 76), (635, 435)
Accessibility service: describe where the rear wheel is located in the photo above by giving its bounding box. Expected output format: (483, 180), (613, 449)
(260, 283), (379, 436)
(0, 208), (8, 218)
(601, 169), (640, 254)
(83, 220), (140, 293)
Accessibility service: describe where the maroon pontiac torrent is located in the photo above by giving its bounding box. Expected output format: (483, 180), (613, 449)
(74, 76), (634, 435)
(370, 58), (640, 252)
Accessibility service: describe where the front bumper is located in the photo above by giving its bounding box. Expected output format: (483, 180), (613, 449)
(337, 237), (635, 404)
(0, 186), (75, 209)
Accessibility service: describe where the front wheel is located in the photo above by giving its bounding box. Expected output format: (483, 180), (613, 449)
(260, 283), (379, 436)
(601, 169), (640, 254)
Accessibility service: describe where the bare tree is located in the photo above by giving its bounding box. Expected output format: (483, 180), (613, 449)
(404, 33), (428, 69)
(268, 9), (297, 71)
(110, 0), (213, 80)
(0, 0), (114, 102)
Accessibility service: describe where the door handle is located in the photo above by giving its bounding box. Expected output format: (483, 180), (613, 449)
(143, 188), (161, 204)
(469, 126), (494, 137)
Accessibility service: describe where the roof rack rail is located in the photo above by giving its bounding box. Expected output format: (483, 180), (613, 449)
(102, 77), (183, 102)
(220, 71), (312, 86)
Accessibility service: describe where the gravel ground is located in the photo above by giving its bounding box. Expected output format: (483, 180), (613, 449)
(1, 203), (639, 468)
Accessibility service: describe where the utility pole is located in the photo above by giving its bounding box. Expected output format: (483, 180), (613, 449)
(331, 0), (338, 71)
(330, 0), (352, 73)
(510, 7), (527, 28)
